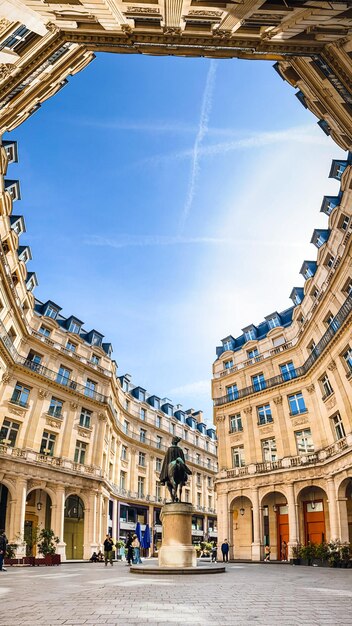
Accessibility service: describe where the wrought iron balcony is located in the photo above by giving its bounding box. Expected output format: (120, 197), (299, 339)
(214, 292), (352, 406)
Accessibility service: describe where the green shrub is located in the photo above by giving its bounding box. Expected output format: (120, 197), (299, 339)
(37, 529), (59, 556)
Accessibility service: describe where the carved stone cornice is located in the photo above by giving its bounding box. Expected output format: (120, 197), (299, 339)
(38, 389), (49, 399)
(243, 407), (252, 415)
(2, 370), (13, 384)
(0, 64), (13, 82)
(98, 413), (107, 422)
(215, 414), (226, 424)
(328, 360), (337, 371)
(306, 384), (315, 394)
(70, 401), (78, 410)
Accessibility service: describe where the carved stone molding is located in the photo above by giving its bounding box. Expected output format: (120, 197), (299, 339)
(98, 413), (107, 422)
(0, 64), (12, 81)
(46, 22), (60, 34)
(38, 389), (48, 399)
(70, 401), (78, 410)
(243, 407), (252, 415)
(273, 396), (283, 405)
(259, 425), (274, 435)
(0, 18), (10, 32)
(45, 416), (62, 429)
(163, 27), (181, 36)
(188, 10), (222, 17)
(215, 414), (226, 423)
(121, 24), (133, 35)
(2, 371), (12, 384)
(306, 384), (315, 394)
(328, 360), (337, 371)
(229, 433), (242, 443)
(8, 406), (25, 418)
(292, 417), (309, 428)
(325, 396), (336, 410)
(77, 426), (91, 439)
(127, 6), (160, 14)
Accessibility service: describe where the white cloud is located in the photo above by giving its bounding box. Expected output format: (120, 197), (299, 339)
(179, 60), (217, 232)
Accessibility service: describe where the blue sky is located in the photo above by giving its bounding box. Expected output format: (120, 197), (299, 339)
(7, 53), (344, 423)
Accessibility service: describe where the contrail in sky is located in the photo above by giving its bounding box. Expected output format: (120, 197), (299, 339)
(179, 60), (217, 233)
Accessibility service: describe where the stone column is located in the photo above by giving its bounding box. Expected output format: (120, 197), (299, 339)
(243, 407), (256, 464)
(83, 498), (92, 560)
(337, 497), (349, 542)
(112, 498), (118, 539)
(328, 360), (352, 429)
(93, 414), (107, 467)
(287, 482), (298, 559)
(89, 491), (99, 554)
(13, 478), (27, 557)
(251, 487), (261, 561)
(53, 487), (66, 560)
(273, 396), (290, 457)
(327, 478), (339, 541)
(216, 490), (229, 561)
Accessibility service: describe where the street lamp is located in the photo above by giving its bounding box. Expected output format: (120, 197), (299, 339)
(36, 489), (43, 511)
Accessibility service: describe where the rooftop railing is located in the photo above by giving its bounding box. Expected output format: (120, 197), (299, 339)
(214, 339), (296, 379)
(214, 292), (352, 407)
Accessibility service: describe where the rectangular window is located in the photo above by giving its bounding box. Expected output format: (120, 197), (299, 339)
(155, 482), (161, 500)
(267, 316), (280, 330)
(226, 384), (238, 401)
(156, 435), (162, 449)
(11, 382), (30, 407)
(244, 329), (256, 341)
(121, 445), (127, 461)
(224, 359), (234, 370)
(156, 457), (162, 472)
(185, 489), (190, 503)
(155, 415), (161, 428)
(69, 320), (81, 334)
(288, 392), (306, 416)
(56, 366), (71, 386)
(125, 399), (129, 411)
(232, 445), (245, 468)
(197, 493), (201, 507)
(332, 413), (345, 441)
(91, 354), (100, 365)
(196, 472), (201, 485)
(196, 453), (201, 464)
(40, 431), (56, 456)
(262, 438), (277, 462)
(138, 451), (145, 466)
(85, 378), (96, 398)
(184, 447), (189, 460)
(27, 350), (42, 366)
(207, 458), (211, 468)
(123, 420), (129, 435)
(79, 408), (92, 428)
(66, 341), (76, 353)
(343, 278), (352, 296)
(295, 429), (314, 455)
(280, 361), (296, 381)
(0, 418), (19, 447)
(137, 476), (145, 498)
(230, 413), (242, 433)
(252, 373), (266, 391)
(140, 407), (146, 421)
(320, 373), (333, 398)
(38, 326), (50, 337)
(74, 440), (87, 464)
(48, 397), (63, 418)
(343, 347), (352, 373)
(208, 496), (212, 509)
(257, 404), (272, 425)
(247, 348), (259, 360)
(120, 471), (126, 490)
(207, 476), (212, 488)
(140, 429), (146, 444)
(45, 305), (58, 319)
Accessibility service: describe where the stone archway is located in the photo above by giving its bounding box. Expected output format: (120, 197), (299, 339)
(24, 488), (52, 556)
(297, 485), (329, 546)
(261, 490), (288, 561)
(0, 483), (9, 533)
(64, 495), (85, 560)
(230, 494), (253, 560)
(337, 476), (352, 543)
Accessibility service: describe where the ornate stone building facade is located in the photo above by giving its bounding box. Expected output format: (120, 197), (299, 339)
(0, 2), (352, 148)
(212, 154), (352, 561)
(0, 140), (218, 559)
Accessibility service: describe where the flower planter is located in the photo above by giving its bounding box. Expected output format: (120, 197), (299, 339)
(292, 558), (301, 565)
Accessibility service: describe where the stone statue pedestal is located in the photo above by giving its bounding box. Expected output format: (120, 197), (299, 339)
(158, 502), (197, 568)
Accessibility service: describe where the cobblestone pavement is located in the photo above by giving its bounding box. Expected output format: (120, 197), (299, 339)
(0, 560), (351, 626)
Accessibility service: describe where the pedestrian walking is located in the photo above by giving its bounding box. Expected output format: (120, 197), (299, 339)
(126, 533), (133, 565)
(132, 534), (142, 564)
(103, 534), (114, 566)
(221, 539), (230, 563)
(0, 529), (7, 572)
(211, 543), (217, 563)
(264, 545), (271, 562)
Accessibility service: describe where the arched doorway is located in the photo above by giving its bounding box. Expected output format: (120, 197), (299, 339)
(261, 490), (288, 561)
(337, 477), (352, 543)
(64, 495), (84, 560)
(0, 483), (9, 532)
(297, 485), (328, 545)
(230, 494), (253, 560)
(24, 489), (52, 556)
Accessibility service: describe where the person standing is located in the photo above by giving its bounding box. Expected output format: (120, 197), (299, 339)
(103, 534), (114, 566)
(0, 529), (7, 572)
(221, 539), (230, 563)
(211, 543), (217, 563)
(125, 533), (133, 566)
(132, 534), (142, 564)
(264, 545), (271, 562)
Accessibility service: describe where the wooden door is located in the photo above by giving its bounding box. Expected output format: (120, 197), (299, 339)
(304, 500), (325, 544)
(277, 505), (289, 561)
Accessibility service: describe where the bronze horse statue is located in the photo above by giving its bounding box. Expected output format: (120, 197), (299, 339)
(159, 437), (192, 503)
(166, 457), (191, 502)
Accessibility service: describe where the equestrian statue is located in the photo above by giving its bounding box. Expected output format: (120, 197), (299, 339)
(159, 436), (192, 503)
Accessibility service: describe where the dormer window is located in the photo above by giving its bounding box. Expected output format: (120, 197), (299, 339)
(329, 160), (347, 181)
(91, 332), (102, 347)
(320, 196), (339, 216)
(45, 304), (58, 319)
(3, 141), (18, 164)
(26, 273), (37, 292)
(10, 216), (25, 236)
(223, 339), (233, 351)
(69, 320), (81, 334)
(5, 180), (21, 201)
(304, 267), (313, 279)
(267, 316), (280, 330)
(244, 328), (256, 342)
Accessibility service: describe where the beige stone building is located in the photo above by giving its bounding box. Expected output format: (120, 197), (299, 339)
(0, 139), (218, 560)
(212, 154), (352, 561)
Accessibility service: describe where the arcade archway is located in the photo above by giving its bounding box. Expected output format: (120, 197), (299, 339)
(64, 495), (85, 560)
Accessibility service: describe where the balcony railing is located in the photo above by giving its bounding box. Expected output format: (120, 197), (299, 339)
(214, 340), (296, 378)
(0, 443), (102, 477)
(214, 293), (352, 406)
(222, 434), (350, 479)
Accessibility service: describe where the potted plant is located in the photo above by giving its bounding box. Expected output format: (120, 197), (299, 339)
(300, 542), (315, 566)
(37, 529), (60, 565)
(340, 543), (351, 568)
(312, 542), (329, 567)
(291, 543), (301, 565)
(327, 540), (340, 568)
(115, 539), (125, 560)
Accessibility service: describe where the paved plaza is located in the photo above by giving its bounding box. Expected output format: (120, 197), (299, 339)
(0, 561), (351, 626)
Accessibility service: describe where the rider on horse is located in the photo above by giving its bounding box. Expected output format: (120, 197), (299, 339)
(159, 436), (192, 502)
